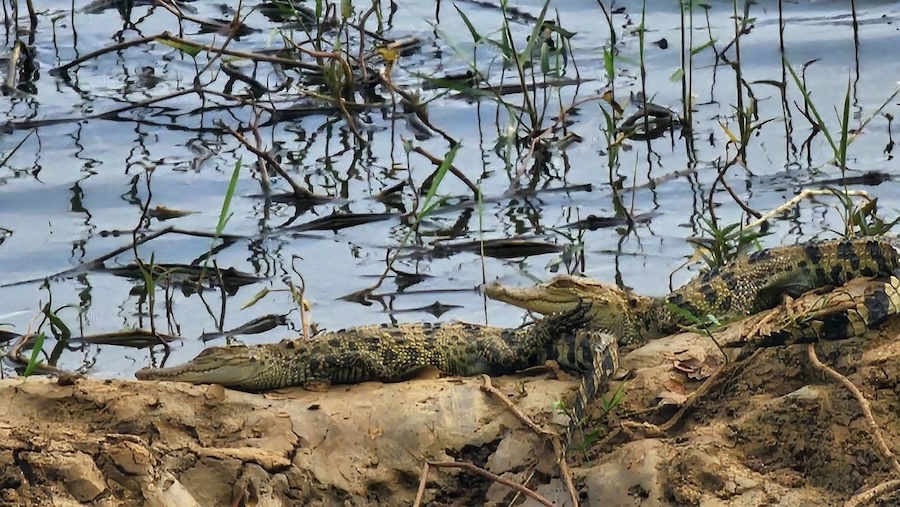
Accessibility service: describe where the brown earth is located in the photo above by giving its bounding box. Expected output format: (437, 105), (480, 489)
(3, 319), (900, 506)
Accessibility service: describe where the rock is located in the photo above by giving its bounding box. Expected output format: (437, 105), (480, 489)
(584, 439), (669, 506)
(487, 430), (540, 474)
(24, 450), (107, 502)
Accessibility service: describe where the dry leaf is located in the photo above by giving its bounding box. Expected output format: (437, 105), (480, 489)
(663, 378), (687, 395)
(656, 390), (688, 407)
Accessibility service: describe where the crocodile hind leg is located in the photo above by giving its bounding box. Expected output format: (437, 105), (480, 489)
(733, 275), (900, 356)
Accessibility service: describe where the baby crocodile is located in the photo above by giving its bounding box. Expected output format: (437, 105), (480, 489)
(485, 237), (900, 347)
(136, 304), (615, 393)
(136, 237), (900, 447)
(135, 273), (900, 450)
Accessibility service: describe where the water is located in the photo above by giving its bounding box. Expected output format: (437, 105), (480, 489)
(0, 0), (897, 379)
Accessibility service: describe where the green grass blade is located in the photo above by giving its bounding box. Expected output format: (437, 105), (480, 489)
(22, 332), (46, 377)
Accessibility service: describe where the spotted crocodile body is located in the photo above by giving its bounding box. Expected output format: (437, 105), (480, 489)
(486, 237), (900, 346)
(136, 305), (614, 392)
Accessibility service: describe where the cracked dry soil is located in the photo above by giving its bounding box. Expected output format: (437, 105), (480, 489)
(3, 320), (900, 506)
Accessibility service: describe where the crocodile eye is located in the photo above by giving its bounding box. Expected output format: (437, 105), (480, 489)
(554, 277), (574, 288)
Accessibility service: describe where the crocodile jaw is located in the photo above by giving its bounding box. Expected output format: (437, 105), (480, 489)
(135, 345), (270, 389)
(484, 279), (584, 314)
(484, 274), (659, 343)
(484, 275), (637, 314)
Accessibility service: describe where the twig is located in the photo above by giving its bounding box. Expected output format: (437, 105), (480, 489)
(1, 227), (175, 288)
(478, 375), (579, 506)
(422, 461), (556, 507)
(281, 41), (366, 142)
(656, 348), (764, 432)
(806, 344), (900, 475)
(589, 426), (623, 449)
(843, 478), (900, 507)
(0, 129), (34, 167)
(4, 40), (22, 91)
(53, 36), (157, 74)
(741, 189), (870, 233)
(375, 71), (458, 146)
(706, 159), (761, 226)
(291, 257), (311, 340)
(0, 226), (247, 289)
(220, 122), (327, 202)
(54, 32), (323, 76)
(411, 146), (481, 199)
(479, 375), (554, 437)
(412, 461), (429, 507)
(24, 0), (37, 31)
(714, 164), (762, 219)
(5, 88), (198, 131)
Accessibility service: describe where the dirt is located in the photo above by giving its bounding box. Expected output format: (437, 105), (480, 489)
(3, 322), (900, 506)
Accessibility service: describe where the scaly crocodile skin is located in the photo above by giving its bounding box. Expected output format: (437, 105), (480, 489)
(136, 304), (614, 392)
(485, 237), (900, 434)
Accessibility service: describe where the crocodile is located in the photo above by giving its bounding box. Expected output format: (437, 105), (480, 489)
(485, 237), (900, 347)
(135, 273), (900, 448)
(482, 237), (900, 432)
(135, 304), (615, 393)
(136, 237), (900, 447)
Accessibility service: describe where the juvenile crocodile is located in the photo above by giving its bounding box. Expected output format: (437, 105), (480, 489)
(485, 237), (900, 347)
(136, 304), (615, 392)
(135, 273), (900, 450)
(136, 237), (900, 448)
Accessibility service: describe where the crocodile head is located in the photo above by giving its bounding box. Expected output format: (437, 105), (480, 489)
(484, 274), (657, 343)
(135, 345), (277, 390)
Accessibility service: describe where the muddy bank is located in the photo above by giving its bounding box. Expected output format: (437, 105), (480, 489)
(3, 322), (900, 506)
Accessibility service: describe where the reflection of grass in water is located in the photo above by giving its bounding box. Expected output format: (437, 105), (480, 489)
(662, 0), (900, 268)
(435, 0), (577, 172)
(9, 0), (900, 376)
(784, 58), (900, 236)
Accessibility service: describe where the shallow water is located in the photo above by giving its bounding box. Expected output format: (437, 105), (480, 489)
(0, 0), (898, 378)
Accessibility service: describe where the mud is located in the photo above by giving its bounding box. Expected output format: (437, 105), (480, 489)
(3, 322), (900, 506)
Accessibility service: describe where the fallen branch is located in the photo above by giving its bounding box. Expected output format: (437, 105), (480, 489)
(414, 460), (556, 507)
(53, 32), (322, 76)
(479, 374), (579, 506)
(843, 478), (900, 507)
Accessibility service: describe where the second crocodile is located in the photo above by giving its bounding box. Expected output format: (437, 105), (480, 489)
(485, 237), (900, 347)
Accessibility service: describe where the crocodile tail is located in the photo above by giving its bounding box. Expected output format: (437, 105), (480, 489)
(789, 275), (900, 343)
(662, 237), (900, 333)
(734, 276), (900, 358)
